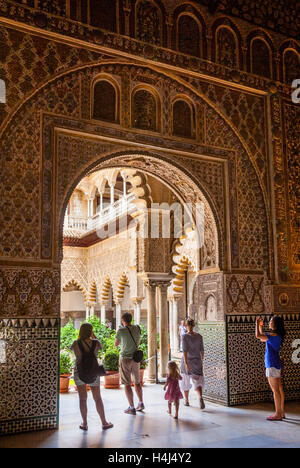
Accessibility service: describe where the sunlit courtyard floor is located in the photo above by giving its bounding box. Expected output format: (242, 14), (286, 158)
(1, 384), (300, 448)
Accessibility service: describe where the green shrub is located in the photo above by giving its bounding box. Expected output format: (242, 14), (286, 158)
(60, 351), (74, 375)
(103, 349), (120, 371)
(139, 323), (148, 369)
(86, 316), (116, 357)
(60, 320), (78, 351)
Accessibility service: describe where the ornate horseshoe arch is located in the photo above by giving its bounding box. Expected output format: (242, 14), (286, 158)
(57, 147), (221, 273)
(0, 60), (271, 279)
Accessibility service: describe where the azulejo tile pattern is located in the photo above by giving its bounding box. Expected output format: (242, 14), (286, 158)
(0, 319), (59, 436)
(226, 314), (300, 406)
(198, 314), (300, 407)
(199, 322), (228, 405)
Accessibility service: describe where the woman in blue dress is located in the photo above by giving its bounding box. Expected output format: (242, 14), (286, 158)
(255, 315), (286, 421)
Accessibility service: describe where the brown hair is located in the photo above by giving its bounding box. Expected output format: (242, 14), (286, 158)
(186, 318), (195, 328)
(78, 323), (93, 341)
(168, 361), (181, 380)
(122, 312), (133, 325)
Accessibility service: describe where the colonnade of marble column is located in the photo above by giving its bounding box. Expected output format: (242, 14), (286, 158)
(85, 276), (180, 383)
(143, 275), (174, 382)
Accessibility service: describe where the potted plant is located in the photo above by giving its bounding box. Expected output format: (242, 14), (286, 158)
(60, 351), (73, 393)
(103, 348), (120, 389)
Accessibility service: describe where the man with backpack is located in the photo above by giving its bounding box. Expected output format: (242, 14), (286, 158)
(115, 312), (145, 414)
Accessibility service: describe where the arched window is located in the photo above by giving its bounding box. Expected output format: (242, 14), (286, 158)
(216, 27), (237, 69)
(132, 89), (158, 132)
(177, 15), (200, 57)
(284, 49), (300, 85)
(251, 38), (271, 78)
(93, 80), (117, 123)
(173, 100), (194, 139)
(136, 0), (162, 46)
(90, 0), (116, 32)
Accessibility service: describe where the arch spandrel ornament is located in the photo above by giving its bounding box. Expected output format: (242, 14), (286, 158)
(0, 62), (271, 281)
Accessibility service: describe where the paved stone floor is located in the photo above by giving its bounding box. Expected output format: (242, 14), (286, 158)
(1, 384), (300, 448)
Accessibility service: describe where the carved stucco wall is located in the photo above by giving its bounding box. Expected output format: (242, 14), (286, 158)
(0, 20), (299, 434)
(0, 59), (271, 279)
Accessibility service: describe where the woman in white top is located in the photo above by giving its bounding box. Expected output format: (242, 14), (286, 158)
(70, 323), (113, 431)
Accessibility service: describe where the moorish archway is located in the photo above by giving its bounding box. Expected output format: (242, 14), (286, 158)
(0, 60), (280, 436)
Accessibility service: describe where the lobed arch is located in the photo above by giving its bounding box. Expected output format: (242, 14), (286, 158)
(100, 277), (113, 304)
(58, 149), (222, 279)
(116, 273), (130, 302)
(88, 281), (97, 304)
(172, 256), (196, 296)
(62, 279), (88, 303)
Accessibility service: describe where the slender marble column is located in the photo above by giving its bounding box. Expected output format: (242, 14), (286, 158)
(172, 297), (179, 352)
(116, 302), (122, 330)
(101, 304), (106, 324)
(132, 298), (142, 325)
(90, 305), (95, 317)
(110, 184), (115, 205)
(169, 299), (174, 355)
(85, 305), (90, 320)
(158, 283), (169, 378)
(145, 281), (157, 383)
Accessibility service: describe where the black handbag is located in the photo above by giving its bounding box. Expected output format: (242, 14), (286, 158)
(126, 326), (144, 363)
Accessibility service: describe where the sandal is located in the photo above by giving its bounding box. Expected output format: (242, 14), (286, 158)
(267, 415), (282, 421)
(79, 424), (88, 431)
(102, 422), (113, 430)
(184, 401), (190, 407)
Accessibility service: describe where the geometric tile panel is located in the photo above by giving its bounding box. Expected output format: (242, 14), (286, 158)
(0, 321), (59, 436)
(227, 314), (300, 406)
(199, 321), (228, 405)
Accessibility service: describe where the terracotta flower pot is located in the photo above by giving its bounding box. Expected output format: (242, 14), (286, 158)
(60, 374), (71, 393)
(104, 371), (120, 389)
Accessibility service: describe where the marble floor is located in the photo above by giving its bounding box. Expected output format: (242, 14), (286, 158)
(0, 384), (300, 448)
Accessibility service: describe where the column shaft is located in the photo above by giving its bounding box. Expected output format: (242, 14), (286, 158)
(169, 300), (174, 354)
(172, 299), (179, 352)
(158, 284), (169, 378)
(101, 304), (106, 324)
(134, 301), (141, 325)
(146, 283), (157, 383)
(116, 303), (122, 329)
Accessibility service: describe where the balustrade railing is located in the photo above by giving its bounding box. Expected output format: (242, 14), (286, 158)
(63, 194), (136, 237)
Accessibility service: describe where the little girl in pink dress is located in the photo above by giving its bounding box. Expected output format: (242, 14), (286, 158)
(164, 361), (183, 419)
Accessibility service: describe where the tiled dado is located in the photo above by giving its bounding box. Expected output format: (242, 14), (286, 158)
(199, 315), (300, 407)
(0, 319), (59, 436)
(226, 314), (300, 406)
(198, 322), (228, 405)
